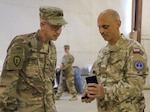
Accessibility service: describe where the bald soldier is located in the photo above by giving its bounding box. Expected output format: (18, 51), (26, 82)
(55, 45), (77, 101)
(82, 9), (149, 112)
(0, 6), (67, 112)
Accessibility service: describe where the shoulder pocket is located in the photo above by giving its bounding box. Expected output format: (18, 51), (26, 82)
(6, 45), (25, 70)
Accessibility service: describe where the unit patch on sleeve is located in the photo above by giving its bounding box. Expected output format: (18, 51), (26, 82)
(13, 56), (21, 66)
(134, 61), (144, 71)
(6, 45), (25, 70)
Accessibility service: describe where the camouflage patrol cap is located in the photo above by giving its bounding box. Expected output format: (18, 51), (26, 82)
(39, 6), (67, 25)
(64, 45), (70, 49)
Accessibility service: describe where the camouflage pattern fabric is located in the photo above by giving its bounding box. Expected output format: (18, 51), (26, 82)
(39, 6), (67, 26)
(57, 53), (77, 96)
(90, 35), (149, 112)
(0, 31), (57, 112)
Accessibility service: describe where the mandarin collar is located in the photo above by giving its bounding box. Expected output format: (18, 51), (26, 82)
(107, 34), (126, 52)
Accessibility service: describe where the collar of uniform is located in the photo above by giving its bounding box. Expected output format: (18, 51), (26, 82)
(107, 34), (126, 52)
(36, 30), (51, 45)
(36, 30), (52, 47)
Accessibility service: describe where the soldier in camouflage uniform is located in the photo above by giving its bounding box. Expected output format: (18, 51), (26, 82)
(82, 9), (149, 112)
(0, 6), (67, 112)
(55, 45), (77, 101)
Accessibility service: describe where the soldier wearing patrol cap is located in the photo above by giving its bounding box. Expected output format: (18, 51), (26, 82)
(0, 6), (67, 112)
(55, 45), (78, 101)
(39, 6), (67, 26)
(64, 44), (70, 48)
(82, 9), (149, 112)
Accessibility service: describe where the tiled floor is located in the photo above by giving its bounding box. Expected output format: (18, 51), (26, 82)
(55, 90), (150, 112)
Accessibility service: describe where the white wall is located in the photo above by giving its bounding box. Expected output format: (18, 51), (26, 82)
(141, 0), (150, 88)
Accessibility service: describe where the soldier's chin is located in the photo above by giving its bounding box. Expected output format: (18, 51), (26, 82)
(52, 37), (58, 41)
(103, 37), (108, 41)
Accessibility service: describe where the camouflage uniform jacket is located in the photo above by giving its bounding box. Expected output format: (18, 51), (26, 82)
(90, 35), (149, 112)
(0, 31), (57, 112)
(61, 53), (74, 78)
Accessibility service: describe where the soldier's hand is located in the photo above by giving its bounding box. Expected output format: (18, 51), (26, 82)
(86, 83), (104, 99)
(81, 91), (95, 103)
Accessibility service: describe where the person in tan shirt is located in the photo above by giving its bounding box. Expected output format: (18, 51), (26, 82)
(82, 9), (149, 112)
(55, 45), (77, 101)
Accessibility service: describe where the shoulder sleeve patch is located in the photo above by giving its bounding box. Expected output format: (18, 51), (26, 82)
(133, 56), (146, 71)
(134, 61), (144, 70)
(133, 48), (140, 54)
(6, 45), (25, 70)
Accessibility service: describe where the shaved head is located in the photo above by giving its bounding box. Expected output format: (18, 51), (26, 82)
(97, 9), (121, 45)
(98, 9), (120, 22)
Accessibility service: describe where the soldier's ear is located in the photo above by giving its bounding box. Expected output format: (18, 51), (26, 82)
(117, 20), (121, 27)
(40, 21), (45, 30)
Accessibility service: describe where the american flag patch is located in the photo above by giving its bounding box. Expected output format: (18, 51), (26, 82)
(133, 48), (140, 54)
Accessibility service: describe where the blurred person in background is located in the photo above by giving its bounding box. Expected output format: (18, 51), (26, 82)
(55, 45), (77, 101)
